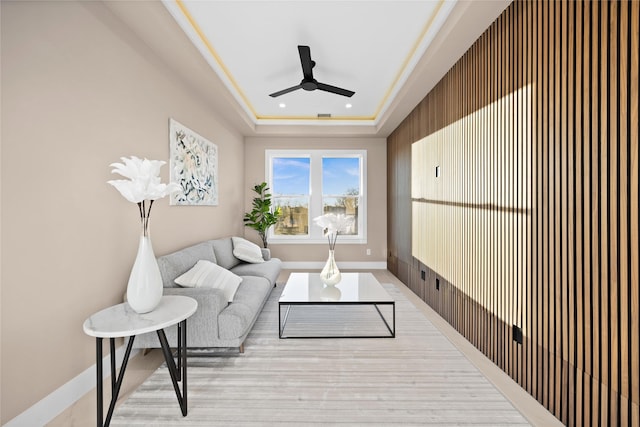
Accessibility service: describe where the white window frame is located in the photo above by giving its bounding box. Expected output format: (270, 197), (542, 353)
(266, 149), (367, 245)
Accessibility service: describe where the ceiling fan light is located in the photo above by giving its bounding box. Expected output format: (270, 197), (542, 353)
(279, 103), (286, 108)
(345, 103), (352, 109)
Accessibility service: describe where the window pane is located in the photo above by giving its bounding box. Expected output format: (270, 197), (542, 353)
(273, 197), (309, 236)
(322, 157), (360, 196)
(323, 197), (358, 235)
(273, 157), (310, 195)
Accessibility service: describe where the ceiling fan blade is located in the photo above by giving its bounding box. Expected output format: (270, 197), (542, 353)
(298, 45), (314, 80)
(269, 84), (303, 98)
(316, 82), (355, 97)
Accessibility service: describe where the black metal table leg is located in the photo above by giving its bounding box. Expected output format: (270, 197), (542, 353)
(279, 304), (292, 338)
(176, 322), (182, 381)
(96, 338), (103, 427)
(109, 339), (116, 391)
(181, 319), (187, 411)
(156, 319), (188, 416)
(374, 303), (396, 337)
(178, 319), (188, 416)
(96, 336), (135, 427)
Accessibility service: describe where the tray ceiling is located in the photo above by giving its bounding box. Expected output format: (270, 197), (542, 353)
(162, 0), (454, 126)
(103, 1), (512, 136)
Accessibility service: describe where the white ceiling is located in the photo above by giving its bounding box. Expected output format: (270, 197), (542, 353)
(104, 0), (511, 137)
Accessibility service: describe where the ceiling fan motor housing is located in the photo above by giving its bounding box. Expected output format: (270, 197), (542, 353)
(301, 79), (318, 91)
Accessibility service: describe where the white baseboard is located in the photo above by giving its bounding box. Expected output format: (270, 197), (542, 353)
(4, 344), (138, 427)
(282, 261), (387, 270)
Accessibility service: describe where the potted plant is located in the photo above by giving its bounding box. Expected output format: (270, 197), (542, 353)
(243, 182), (280, 248)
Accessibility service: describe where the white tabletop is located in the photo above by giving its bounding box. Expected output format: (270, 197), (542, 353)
(83, 296), (198, 338)
(279, 272), (394, 303)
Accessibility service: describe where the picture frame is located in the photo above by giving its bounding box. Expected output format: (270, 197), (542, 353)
(169, 118), (218, 206)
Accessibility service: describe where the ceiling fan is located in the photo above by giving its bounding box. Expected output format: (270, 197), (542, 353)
(269, 45), (355, 98)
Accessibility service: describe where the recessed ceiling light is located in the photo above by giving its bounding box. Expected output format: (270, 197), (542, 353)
(279, 103), (286, 108)
(345, 103), (352, 109)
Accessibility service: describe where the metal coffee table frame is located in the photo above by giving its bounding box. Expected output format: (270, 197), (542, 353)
(278, 273), (395, 339)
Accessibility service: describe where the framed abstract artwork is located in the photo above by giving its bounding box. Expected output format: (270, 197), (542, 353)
(169, 118), (218, 206)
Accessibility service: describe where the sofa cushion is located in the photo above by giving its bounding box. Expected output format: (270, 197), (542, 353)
(174, 260), (242, 302)
(157, 242), (216, 288)
(232, 236), (264, 263)
(231, 258), (282, 286)
(210, 237), (241, 270)
(218, 275), (272, 339)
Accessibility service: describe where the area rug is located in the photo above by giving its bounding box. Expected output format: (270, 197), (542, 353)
(112, 283), (530, 426)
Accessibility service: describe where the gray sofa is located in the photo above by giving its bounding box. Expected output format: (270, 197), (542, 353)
(133, 237), (282, 353)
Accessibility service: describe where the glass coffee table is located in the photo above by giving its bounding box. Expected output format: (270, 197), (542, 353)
(278, 272), (395, 339)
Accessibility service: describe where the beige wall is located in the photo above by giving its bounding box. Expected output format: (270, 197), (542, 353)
(0, 1), (245, 422)
(244, 137), (387, 264)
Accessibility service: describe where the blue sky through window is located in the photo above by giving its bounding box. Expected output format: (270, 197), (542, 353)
(322, 157), (360, 195)
(272, 157), (310, 195)
(272, 156), (360, 196)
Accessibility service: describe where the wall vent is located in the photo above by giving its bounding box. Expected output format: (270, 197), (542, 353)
(317, 113), (332, 118)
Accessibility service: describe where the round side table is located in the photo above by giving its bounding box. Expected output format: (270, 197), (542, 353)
(83, 295), (197, 427)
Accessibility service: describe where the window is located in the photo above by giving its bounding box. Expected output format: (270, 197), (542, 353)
(266, 150), (366, 244)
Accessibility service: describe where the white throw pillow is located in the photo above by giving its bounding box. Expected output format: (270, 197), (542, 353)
(174, 260), (242, 302)
(232, 236), (265, 264)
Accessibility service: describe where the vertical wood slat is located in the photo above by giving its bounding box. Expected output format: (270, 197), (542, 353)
(629, 3), (639, 425)
(560, 1), (570, 423)
(542, 0), (550, 409)
(388, 1), (640, 425)
(574, 1), (584, 424)
(528, 0), (537, 401)
(608, 1), (616, 423)
(553, 1), (561, 415)
(618, 4), (629, 425)
(566, 1), (576, 424)
(583, 2), (593, 424)
(590, 2), (601, 423)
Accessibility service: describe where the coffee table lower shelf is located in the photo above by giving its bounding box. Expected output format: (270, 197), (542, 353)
(278, 301), (396, 339)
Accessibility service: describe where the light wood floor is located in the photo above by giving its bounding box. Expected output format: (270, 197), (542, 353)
(49, 270), (562, 426)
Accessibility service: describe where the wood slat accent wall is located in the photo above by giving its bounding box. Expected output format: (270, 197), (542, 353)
(387, 1), (639, 425)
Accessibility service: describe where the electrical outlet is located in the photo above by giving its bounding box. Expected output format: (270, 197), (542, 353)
(513, 325), (523, 344)
(366, 248), (371, 256)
